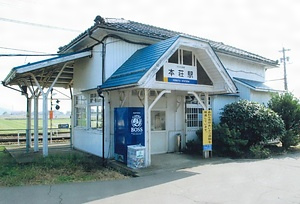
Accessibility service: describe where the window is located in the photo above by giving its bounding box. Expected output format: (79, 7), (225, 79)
(168, 50), (179, 64)
(151, 111), (166, 131)
(167, 49), (194, 66)
(89, 93), (103, 129)
(197, 60), (213, 85)
(186, 107), (203, 128)
(156, 66), (164, 81)
(75, 95), (87, 127)
(183, 50), (193, 66)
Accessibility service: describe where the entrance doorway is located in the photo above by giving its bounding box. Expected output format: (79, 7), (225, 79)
(150, 110), (167, 154)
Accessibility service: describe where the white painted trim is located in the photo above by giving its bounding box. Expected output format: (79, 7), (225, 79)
(140, 36), (236, 94)
(17, 51), (92, 74)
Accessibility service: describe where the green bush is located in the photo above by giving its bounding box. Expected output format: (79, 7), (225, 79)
(220, 100), (285, 147)
(195, 124), (248, 158)
(185, 140), (202, 154)
(281, 129), (300, 149)
(212, 124), (248, 158)
(268, 92), (300, 149)
(249, 144), (270, 159)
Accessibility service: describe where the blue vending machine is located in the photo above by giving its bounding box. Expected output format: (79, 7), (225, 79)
(114, 107), (145, 163)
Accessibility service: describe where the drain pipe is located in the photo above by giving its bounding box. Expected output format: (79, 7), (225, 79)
(88, 29), (106, 83)
(97, 88), (105, 166)
(89, 29), (107, 166)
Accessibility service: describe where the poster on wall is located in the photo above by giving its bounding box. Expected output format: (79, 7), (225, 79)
(163, 63), (197, 84)
(202, 110), (212, 151)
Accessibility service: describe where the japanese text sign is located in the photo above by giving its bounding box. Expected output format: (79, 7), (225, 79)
(202, 110), (212, 151)
(163, 64), (197, 84)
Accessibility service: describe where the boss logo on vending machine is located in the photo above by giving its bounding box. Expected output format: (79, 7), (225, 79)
(131, 114), (143, 133)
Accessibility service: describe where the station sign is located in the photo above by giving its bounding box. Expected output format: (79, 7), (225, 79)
(163, 64), (197, 84)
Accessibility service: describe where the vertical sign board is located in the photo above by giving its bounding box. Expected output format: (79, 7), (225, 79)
(202, 110), (212, 151)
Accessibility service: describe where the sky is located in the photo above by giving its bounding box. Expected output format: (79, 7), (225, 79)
(0, 0), (299, 113)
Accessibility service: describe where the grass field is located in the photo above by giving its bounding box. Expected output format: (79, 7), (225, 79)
(0, 118), (71, 134)
(0, 146), (128, 186)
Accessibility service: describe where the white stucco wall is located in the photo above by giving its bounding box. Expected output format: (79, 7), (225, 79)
(218, 54), (266, 82)
(211, 95), (239, 124)
(73, 128), (110, 158)
(104, 37), (145, 81)
(73, 44), (103, 94)
(250, 90), (272, 105)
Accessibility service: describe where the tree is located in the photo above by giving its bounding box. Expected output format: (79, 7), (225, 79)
(220, 100), (285, 147)
(268, 92), (300, 149)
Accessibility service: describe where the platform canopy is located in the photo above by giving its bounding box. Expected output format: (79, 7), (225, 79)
(3, 50), (92, 89)
(2, 49), (92, 157)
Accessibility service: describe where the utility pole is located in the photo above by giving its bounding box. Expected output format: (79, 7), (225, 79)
(279, 47), (290, 91)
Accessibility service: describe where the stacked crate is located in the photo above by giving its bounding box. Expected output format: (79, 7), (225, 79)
(127, 145), (145, 169)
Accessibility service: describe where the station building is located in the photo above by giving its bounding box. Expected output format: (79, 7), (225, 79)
(2, 16), (279, 166)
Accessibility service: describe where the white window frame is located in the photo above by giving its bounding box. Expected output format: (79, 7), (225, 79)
(74, 94), (87, 128)
(89, 93), (103, 130)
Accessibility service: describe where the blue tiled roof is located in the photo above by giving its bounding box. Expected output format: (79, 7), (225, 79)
(100, 36), (179, 90)
(234, 77), (276, 91)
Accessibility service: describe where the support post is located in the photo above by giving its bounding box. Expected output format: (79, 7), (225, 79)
(34, 95), (39, 152)
(69, 86), (73, 148)
(26, 97), (32, 152)
(42, 93), (49, 156)
(29, 62), (70, 157)
(145, 89), (171, 167)
(144, 89), (150, 166)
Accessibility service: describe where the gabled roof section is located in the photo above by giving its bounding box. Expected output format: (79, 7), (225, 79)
(100, 36), (179, 90)
(233, 77), (280, 92)
(59, 15), (278, 67)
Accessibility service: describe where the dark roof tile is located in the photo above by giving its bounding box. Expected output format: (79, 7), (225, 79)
(59, 16), (278, 66)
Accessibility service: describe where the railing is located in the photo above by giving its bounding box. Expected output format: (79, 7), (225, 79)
(0, 128), (70, 145)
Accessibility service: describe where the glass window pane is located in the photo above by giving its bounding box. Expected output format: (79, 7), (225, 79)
(183, 50), (193, 66)
(151, 111), (166, 131)
(90, 105), (102, 129)
(168, 50), (178, 64)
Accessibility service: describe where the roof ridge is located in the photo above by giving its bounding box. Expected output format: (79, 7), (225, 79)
(59, 15), (278, 66)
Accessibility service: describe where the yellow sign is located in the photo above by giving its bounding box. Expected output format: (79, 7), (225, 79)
(202, 110), (212, 151)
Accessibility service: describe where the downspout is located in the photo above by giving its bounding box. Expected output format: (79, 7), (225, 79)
(89, 30), (107, 165)
(87, 29), (106, 83)
(97, 88), (105, 166)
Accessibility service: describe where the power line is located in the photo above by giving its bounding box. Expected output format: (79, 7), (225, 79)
(0, 17), (82, 33)
(0, 53), (59, 57)
(0, 46), (47, 54)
